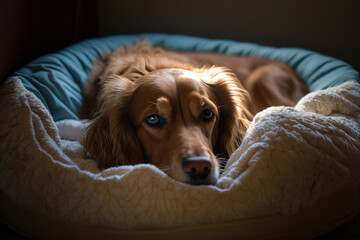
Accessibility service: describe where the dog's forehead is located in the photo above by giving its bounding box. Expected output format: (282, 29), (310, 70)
(135, 68), (205, 95)
(149, 68), (201, 81)
(172, 68), (201, 82)
(134, 68), (210, 106)
(154, 68), (205, 91)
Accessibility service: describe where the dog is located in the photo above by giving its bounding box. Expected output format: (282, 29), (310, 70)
(80, 42), (307, 185)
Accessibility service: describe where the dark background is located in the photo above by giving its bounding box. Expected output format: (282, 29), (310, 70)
(1, 0), (359, 83)
(0, 0), (359, 239)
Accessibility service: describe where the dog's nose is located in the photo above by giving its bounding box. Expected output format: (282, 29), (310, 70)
(182, 156), (213, 183)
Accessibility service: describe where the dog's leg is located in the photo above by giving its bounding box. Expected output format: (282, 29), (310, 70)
(245, 63), (308, 114)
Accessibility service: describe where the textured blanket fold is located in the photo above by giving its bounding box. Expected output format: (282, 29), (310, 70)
(0, 77), (359, 230)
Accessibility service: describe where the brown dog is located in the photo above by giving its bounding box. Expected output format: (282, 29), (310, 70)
(80, 42), (307, 185)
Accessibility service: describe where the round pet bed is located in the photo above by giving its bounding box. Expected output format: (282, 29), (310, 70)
(0, 34), (359, 240)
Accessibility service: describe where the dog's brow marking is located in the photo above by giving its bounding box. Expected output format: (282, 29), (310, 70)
(155, 97), (172, 121)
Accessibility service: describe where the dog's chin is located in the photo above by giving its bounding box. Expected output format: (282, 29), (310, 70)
(168, 163), (219, 186)
(186, 173), (218, 186)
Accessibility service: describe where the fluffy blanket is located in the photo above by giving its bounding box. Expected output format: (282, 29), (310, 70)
(0, 77), (359, 230)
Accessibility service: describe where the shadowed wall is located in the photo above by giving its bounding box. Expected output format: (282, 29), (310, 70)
(99, 0), (360, 71)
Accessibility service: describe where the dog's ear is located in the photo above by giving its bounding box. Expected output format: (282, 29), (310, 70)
(200, 67), (253, 158)
(79, 52), (112, 119)
(84, 76), (144, 169)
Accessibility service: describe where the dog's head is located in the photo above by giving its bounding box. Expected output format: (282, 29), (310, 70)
(85, 52), (251, 185)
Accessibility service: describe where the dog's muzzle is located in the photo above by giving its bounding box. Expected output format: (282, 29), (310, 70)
(182, 155), (217, 185)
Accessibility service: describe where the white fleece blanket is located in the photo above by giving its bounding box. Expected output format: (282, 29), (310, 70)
(0, 77), (360, 230)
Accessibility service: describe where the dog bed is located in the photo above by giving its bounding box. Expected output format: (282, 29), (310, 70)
(0, 34), (360, 240)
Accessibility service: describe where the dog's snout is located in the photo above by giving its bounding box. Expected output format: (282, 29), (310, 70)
(182, 156), (213, 184)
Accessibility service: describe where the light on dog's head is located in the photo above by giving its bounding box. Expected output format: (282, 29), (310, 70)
(176, 69), (202, 82)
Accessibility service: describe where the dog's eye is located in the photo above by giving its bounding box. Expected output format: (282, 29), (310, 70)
(145, 114), (165, 128)
(201, 109), (215, 122)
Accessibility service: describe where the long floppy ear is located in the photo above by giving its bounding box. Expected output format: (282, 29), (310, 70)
(79, 51), (112, 119)
(84, 75), (144, 169)
(200, 67), (253, 158)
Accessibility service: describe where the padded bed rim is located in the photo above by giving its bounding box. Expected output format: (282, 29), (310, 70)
(1, 184), (359, 240)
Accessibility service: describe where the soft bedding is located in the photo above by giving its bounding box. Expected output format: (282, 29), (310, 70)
(0, 34), (360, 239)
(0, 77), (359, 230)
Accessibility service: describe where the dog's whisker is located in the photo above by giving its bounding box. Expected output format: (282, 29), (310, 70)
(156, 164), (172, 173)
(215, 154), (227, 162)
(215, 154), (229, 172)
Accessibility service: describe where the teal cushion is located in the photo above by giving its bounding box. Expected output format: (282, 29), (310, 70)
(14, 34), (360, 121)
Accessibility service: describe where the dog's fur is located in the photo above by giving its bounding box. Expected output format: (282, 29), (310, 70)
(80, 42), (307, 185)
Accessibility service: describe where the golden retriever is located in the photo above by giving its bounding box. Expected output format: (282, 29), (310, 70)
(80, 42), (307, 185)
